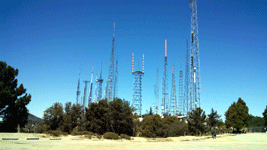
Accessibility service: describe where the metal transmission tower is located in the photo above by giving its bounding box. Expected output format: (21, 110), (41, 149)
(184, 38), (191, 116)
(189, 0), (201, 111)
(154, 65), (159, 115)
(170, 66), (177, 116)
(88, 68), (94, 106)
(95, 63), (103, 103)
(162, 40), (169, 115)
(106, 23), (115, 102)
(132, 52), (144, 116)
(178, 59), (184, 116)
(113, 60), (118, 99)
(76, 69), (81, 104)
(83, 80), (90, 114)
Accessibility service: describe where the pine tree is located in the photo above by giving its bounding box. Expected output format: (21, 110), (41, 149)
(207, 108), (221, 129)
(188, 107), (207, 135)
(0, 61), (31, 132)
(225, 98), (249, 132)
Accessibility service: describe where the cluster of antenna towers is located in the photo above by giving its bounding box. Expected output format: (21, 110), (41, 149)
(75, 0), (201, 117)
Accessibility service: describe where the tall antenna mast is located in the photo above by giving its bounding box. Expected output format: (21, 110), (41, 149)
(88, 67), (94, 106)
(76, 69), (81, 104)
(162, 39), (169, 115)
(106, 22), (115, 102)
(189, 0), (201, 111)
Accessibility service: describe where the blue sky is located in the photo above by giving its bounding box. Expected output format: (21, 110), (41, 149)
(1, 0), (266, 121)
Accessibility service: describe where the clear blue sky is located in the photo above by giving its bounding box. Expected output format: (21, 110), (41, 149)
(1, 0), (266, 121)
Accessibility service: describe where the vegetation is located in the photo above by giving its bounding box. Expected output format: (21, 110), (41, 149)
(225, 98), (250, 132)
(248, 115), (265, 127)
(45, 130), (63, 137)
(207, 108), (221, 129)
(120, 134), (131, 140)
(263, 106), (267, 126)
(188, 107), (207, 136)
(0, 61), (31, 132)
(103, 132), (119, 140)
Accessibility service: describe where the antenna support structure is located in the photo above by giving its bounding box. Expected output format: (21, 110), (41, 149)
(132, 51), (144, 116)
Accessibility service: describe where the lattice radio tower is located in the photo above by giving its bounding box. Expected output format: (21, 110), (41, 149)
(76, 69), (81, 104)
(178, 59), (184, 116)
(184, 38), (190, 115)
(113, 60), (118, 99)
(88, 67), (94, 106)
(95, 63), (103, 103)
(83, 80), (90, 114)
(170, 65), (177, 116)
(106, 23), (115, 102)
(189, 0), (201, 112)
(154, 65), (159, 115)
(132, 52), (144, 116)
(161, 39), (169, 115)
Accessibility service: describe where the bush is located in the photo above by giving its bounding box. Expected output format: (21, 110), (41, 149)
(103, 132), (119, 140)
(63, 132), (68, 136)
(35, 124), (49, 133)
(97, 135), (102, 139)
(120, 134), (131, 140)
(45, 130), (63, 137)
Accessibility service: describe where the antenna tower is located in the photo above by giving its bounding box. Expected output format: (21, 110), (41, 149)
(184, 39), (190, 115)
(83, 80), (90, 114)
(132, 52), (144, 116)
(106, 22), (115, 102)
(88, 67), (94, 106)
(154, 65), (159, 114)
(178, 58), (184, 115)
(171, 65), (177, 116)
(162, 40), (169, 115)
(95, 63), (103, 103)
(114, 60), (118, 99)
(189, 0), (201, 112)
(76, 69), (81, 104)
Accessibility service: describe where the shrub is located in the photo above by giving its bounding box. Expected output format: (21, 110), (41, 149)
(63, 132), (68, 136)
(120, 134), (131, 140)
(103, 132), (119, 140)
(45, 130), (63, 137)
(97, 135), (102, 139)
(35, 124), (49, 133)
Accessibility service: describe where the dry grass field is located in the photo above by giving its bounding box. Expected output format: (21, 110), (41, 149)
(1, 133), (267, 150)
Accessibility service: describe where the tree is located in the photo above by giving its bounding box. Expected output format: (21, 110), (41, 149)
(0, 61), (31, 132)
(149, 107), (153, 115)
(225, 98), (250, 132)
(141, 114), (167, 137)
(188, 107), (207, 136)
(63, 102), (72, 133)
(43, 102), (64, 131)
(263, 106), (267, 126)
(248, 114), (264, 127)
(207, 108), (221, 129)
(109, 98), (135, 136)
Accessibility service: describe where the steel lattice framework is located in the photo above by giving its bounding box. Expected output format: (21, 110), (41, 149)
(95, 63), (103, 103)
(178, 59), (184, 116)
(76, 69), (81, 104)
(132, 52), (144, 116)
(106, 23), (115, 102)
(154, 66), (159, 115)
(189, 0), (201, 112)
(162, 39), (169, 115)
(170, 66), (177, 116)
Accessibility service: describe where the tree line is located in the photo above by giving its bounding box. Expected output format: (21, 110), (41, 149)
(1, 61), (267, 136)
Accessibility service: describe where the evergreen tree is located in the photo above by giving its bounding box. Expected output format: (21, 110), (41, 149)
(207, 108), (221, 129)
(225, 98), (249, 132)
(263, 106), (267, 126)
(0, 61), (31, 132)
(63, 102), (72, 133)
(43, 102), (64, 131)
(188, 107), (207, 135)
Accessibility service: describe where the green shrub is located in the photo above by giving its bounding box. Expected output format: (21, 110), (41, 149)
(35, 124), (49, 133)
(45, 130), (63, 137)
(97, 135), (102, 139)
(120, 134), (131, 140)
(103, 132), (119, 140)
(63, 132), (68, 136)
